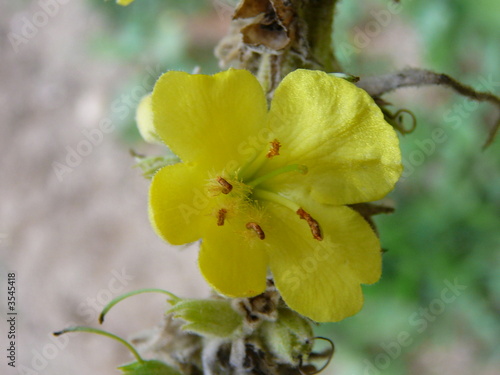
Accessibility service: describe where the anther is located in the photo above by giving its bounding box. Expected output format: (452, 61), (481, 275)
(217, 209), (227, 226)
(216, 177), (233, 194)
(266, 139), (281, 158)
(246, 222), (265, 240)
(297, 208), (322, 241)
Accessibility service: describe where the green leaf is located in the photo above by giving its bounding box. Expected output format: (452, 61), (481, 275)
(118, 360), (182, 375)
(168, 299), (243, 338)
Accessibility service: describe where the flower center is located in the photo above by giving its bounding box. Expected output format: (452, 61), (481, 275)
(239, 139), (281, 180)
(208, 139), (322, 241)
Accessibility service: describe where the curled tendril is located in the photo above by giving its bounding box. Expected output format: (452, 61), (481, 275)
(358, 68), (500, 147)
(383, 108), (417, 135)
(298, 336), (335, 375)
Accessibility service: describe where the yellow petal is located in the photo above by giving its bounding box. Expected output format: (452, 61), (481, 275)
(262, 69), (402, 205)
(264, 199), (381, 322)
(136, 94), (163, 144)
(149, 163), (208, 245)
(116, 0), (135, 6)
(198, 218), (268, 298)
(152, 69), (268, 171)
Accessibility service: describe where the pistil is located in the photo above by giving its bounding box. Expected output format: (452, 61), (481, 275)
(239, 139), (282, 179)
(253, 189), (300, 212)
(239, 148), (269, 180)
(246, 164), (307, 188)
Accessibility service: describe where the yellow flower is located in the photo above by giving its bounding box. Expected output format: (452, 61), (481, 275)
(136, 94), (162, 144)
(116, 0), (135, 6)
(145, 69), (402, 322)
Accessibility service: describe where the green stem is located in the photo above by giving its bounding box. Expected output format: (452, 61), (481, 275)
(292, 0), (341, 72)
(53, 327), (144, 363)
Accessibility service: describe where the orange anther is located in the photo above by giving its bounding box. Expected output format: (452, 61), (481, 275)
(266, 139), (281, 158)
(216, 177), (233, 194)
(246, 222), (265, 240)
(297, 208), (322, 241)
(217, 209), (227, 226)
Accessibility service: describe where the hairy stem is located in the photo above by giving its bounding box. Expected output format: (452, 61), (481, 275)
(291, 0), (341, 72)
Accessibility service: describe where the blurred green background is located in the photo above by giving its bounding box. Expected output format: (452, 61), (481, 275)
(88, 0), (499, 374)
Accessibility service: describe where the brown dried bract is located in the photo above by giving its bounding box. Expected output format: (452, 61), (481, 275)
(266, 139), (281, 158)
(297, 208), (322, 241)
(233, 0), (269, 18)
(246, 222), (266, 240)
(349, 202), (395, 235)
(234, 0), (296, 51)
(232, 279), (280, 325)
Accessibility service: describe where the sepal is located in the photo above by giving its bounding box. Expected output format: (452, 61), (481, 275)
(259, 307), (313, 365)
(131, 150), (180, 179)
(168, 299), (243, 339)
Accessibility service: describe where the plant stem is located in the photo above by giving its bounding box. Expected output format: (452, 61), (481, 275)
(292, 0), (341, 72)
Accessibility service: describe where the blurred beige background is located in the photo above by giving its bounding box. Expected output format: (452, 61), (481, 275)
(0, 1), (211, 374)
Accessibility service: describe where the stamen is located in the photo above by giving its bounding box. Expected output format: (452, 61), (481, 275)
(216, 176), (233, 194)
(266, 139), (281, 158)
(253, 190), (323, 241)
(253, 189), (301, 212)
(246, 222), (265, 240)
(217, 209), (227, 226)
(297, 208), (323, 241)
(247, 164), (308, 188)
